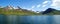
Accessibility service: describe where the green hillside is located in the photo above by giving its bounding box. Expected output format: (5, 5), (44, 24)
(48, 10), (60, 15)
(0, 8), (40, 15)
(0, 7), (60, 15)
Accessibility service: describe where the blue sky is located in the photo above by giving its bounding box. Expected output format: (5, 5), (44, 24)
(0, 0), (60, 12)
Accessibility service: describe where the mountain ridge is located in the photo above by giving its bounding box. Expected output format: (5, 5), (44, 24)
(42, 8), (60, 15)
(0, 6), (60, 15)
(0, 6), (40, 15)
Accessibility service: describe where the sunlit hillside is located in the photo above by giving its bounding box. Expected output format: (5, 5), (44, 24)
(0, 6), (40, 15)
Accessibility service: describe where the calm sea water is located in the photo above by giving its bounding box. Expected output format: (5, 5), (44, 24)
(0, 15), (60, 24)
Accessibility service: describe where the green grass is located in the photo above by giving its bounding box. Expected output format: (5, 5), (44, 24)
(0, 8), (40, 15)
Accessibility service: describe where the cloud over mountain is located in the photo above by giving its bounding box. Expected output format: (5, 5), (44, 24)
(51, 0), (60, 10)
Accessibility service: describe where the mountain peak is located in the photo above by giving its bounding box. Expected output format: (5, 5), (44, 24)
(42, 8), (56, 14)
(4, 5), (14, 9)
(17, 6), (22, 9)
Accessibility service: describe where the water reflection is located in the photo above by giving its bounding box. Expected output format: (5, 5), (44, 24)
(0, 15), (60, 24)
(53, 15), (60, 24)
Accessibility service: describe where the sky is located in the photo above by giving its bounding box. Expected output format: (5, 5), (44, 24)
(0, 0), (60, 12)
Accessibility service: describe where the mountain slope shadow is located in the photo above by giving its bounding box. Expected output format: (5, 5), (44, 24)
(42, 8), (55, 14)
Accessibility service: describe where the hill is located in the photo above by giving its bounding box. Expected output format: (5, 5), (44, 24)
(42, 8), (60, 15)
(0, 6), (40, 15)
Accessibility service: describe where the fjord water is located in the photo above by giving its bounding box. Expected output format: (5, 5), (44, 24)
(0, 15), (60, 24)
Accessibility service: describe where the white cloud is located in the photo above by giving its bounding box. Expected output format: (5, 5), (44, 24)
(43, 1), (48, 4)
(27, 6), (35, 10)
(37, 4), (41, 8)
(27, 8), (32, 10)
(42, 1), (49, 7)
(42, 5), (46, 7)
(24, 8), (36, 12)
(51, 0), (60, 10)
(32, 6), (35, 8)
(51, 0), (60, 7)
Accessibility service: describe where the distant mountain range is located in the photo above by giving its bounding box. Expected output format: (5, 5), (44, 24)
(0, 5), (60, 15)
(0, 5), (40, 15)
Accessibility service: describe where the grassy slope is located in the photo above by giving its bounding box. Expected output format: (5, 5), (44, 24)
(49, 10), (60, 15)
(0, 8), (40, 15)
(43, 10), (60, 15)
